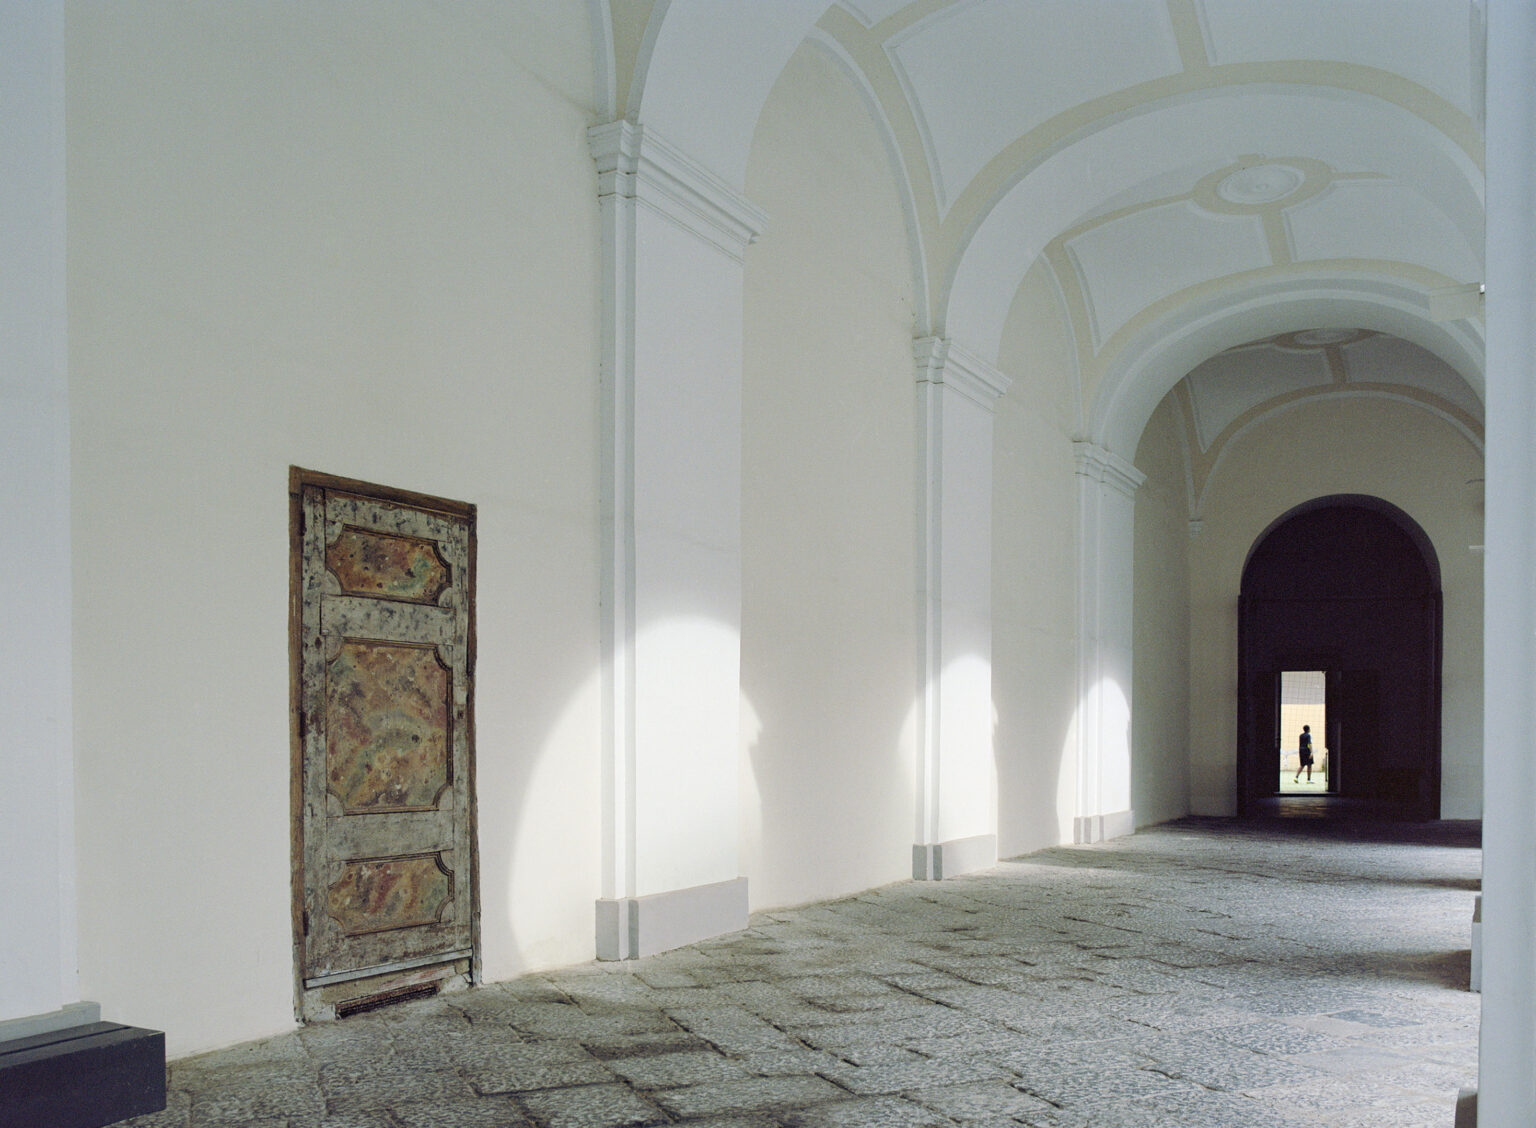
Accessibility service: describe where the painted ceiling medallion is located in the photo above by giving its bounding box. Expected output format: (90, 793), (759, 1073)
(1276, 328), (1375, 351)
(1291, 328), (1362, 347)
(1193, 156), (1333, 217)
(1215, 163), (1306, 206)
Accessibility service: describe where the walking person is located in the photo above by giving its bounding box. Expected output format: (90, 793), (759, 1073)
(1293, 725), (1315, 783)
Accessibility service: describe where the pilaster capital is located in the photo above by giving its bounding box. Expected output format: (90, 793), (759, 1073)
(913, 337), (1011, 410)
(1073, 441), (1146, 498)
(588, 120), (767, 263)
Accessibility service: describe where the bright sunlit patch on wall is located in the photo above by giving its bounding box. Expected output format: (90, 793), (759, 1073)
(1076, 676), (1132, 820)
(631, 615), (743, 895)
(737, 693), (764, 884)
(497, 614), (750, 969)
(499, 669), (601, 972)
(934, 654), (998, 841)
(1058, 707), (1081, 845)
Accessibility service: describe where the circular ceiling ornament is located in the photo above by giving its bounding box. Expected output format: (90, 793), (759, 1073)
(1215, 163), (1306, 205)
(1192, 155), (1335, 216)
(1275, 328), (1375, 351)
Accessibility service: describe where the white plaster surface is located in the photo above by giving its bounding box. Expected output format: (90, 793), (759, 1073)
(1079, 454), (1141, 824)
(67, 2), (604, 1055)
(836, 0), (911, 29)
(1344, 334), (1485, 418)
(1131, 397), (1192, 827)
(947, 89), (1480, 365)
(0, 0), (76, 1026)
(932, 389), (1001, 846)
(1287, 181), (1482, 283)
(740, 45), (919, 912)
(1478, 4), (1536, 1118)
(1185, 346), (1331, 450)
(888, 0), (1178, 211)
(637, 0), (828, 187)
(598, 877), (748, 960)
(1196, 0), (1480, 116)
(991, 263), (1083, 858)
(628, 200), (747, 900)
(1068, 204), (1271, 349)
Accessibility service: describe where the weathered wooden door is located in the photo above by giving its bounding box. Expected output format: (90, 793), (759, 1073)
(292, 470), (476, 1016)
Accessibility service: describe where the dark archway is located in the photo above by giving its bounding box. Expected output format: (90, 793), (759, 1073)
(1237, 497), (1442, 819)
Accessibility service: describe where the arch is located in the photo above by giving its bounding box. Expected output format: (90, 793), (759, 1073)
(1243, 494), (1442, 591)
(1091, 274), (1486, 459)
(1192, 387), (1486, 518)
(801, 27), (934, 337)
(1236, 497), (1442, 818)
(587, 0), (616, 119)
(631, 1), (828, 187)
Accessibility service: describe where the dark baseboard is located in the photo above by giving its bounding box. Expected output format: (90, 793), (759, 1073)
(0, 1021), (165, 1128)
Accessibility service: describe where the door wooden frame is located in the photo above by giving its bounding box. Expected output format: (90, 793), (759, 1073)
(288, 467), (480, 1019)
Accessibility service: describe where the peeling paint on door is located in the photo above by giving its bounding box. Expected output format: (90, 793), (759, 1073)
(291, 470), (477, 1020)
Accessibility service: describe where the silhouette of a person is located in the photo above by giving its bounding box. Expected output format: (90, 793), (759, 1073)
(1293, 725), (1315, 783)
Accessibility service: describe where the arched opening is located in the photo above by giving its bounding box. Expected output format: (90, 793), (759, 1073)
(1236, 497), (1442, 819)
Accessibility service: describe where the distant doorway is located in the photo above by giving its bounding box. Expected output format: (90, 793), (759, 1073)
(1237, 497), (1441, 819)
(1278, 671), (1328, 794)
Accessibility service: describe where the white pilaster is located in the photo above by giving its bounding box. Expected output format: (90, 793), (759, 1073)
(912, 338), (1009, 880)
(589, 122), (761, 958)
(1073, 443), (1145, 844)
(1479, 1), (1536, 1122)
(0, 0), (79, 1028)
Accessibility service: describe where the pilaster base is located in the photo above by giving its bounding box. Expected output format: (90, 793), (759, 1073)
(597, 877), (749, 961)
(1074, 809), (1135, 844)
(1455, 1086), (1476, 1127)
(912, 834), (998, 881)
(1470, 894), (1482, 991)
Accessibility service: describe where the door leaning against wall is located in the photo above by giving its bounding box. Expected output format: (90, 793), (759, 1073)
(290, 468), (478, 1021)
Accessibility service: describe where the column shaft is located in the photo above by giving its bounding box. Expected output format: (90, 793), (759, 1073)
(1480, 1), (1536, 1120)
(1073, 443), (1145, 843)
(590, 122), (761, 958)
(912, 339), (1009, 879)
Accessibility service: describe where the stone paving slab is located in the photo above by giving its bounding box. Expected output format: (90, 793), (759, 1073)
(121, 816), (1479, 1127)
(516, 1082), (667, 1128)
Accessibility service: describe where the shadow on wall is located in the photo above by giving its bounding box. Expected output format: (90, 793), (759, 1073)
(739, 649), (918, 910)
(996, 673), (1138, 854)
(494, 614), (750, 973)
(994, 675), (1074, 857)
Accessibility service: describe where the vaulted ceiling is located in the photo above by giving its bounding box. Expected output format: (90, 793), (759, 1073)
(617, 0), (1486, 456)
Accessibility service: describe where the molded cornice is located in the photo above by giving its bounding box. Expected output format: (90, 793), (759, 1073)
(913, 336), (1011, 410)
(589, 120), (768, 263)
(1073, 440), (1146, 498)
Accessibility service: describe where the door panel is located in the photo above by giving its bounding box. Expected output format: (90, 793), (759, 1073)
(295, 478), (475, 999)
(1251, 669), (1280, 806)
(1329, 670), (1381, 804)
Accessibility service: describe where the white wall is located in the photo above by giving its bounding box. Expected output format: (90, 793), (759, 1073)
(1131, 397), (1192, 826)
(1, 0), (77, 1027)
(739, 45), (919, 909)
(67, 1), (604, 1056)
(1187, 397), (1483, 816)
(992, 260), (1082, 856)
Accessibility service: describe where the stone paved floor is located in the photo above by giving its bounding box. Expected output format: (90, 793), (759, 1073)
(123, 816), (1480, 1128)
